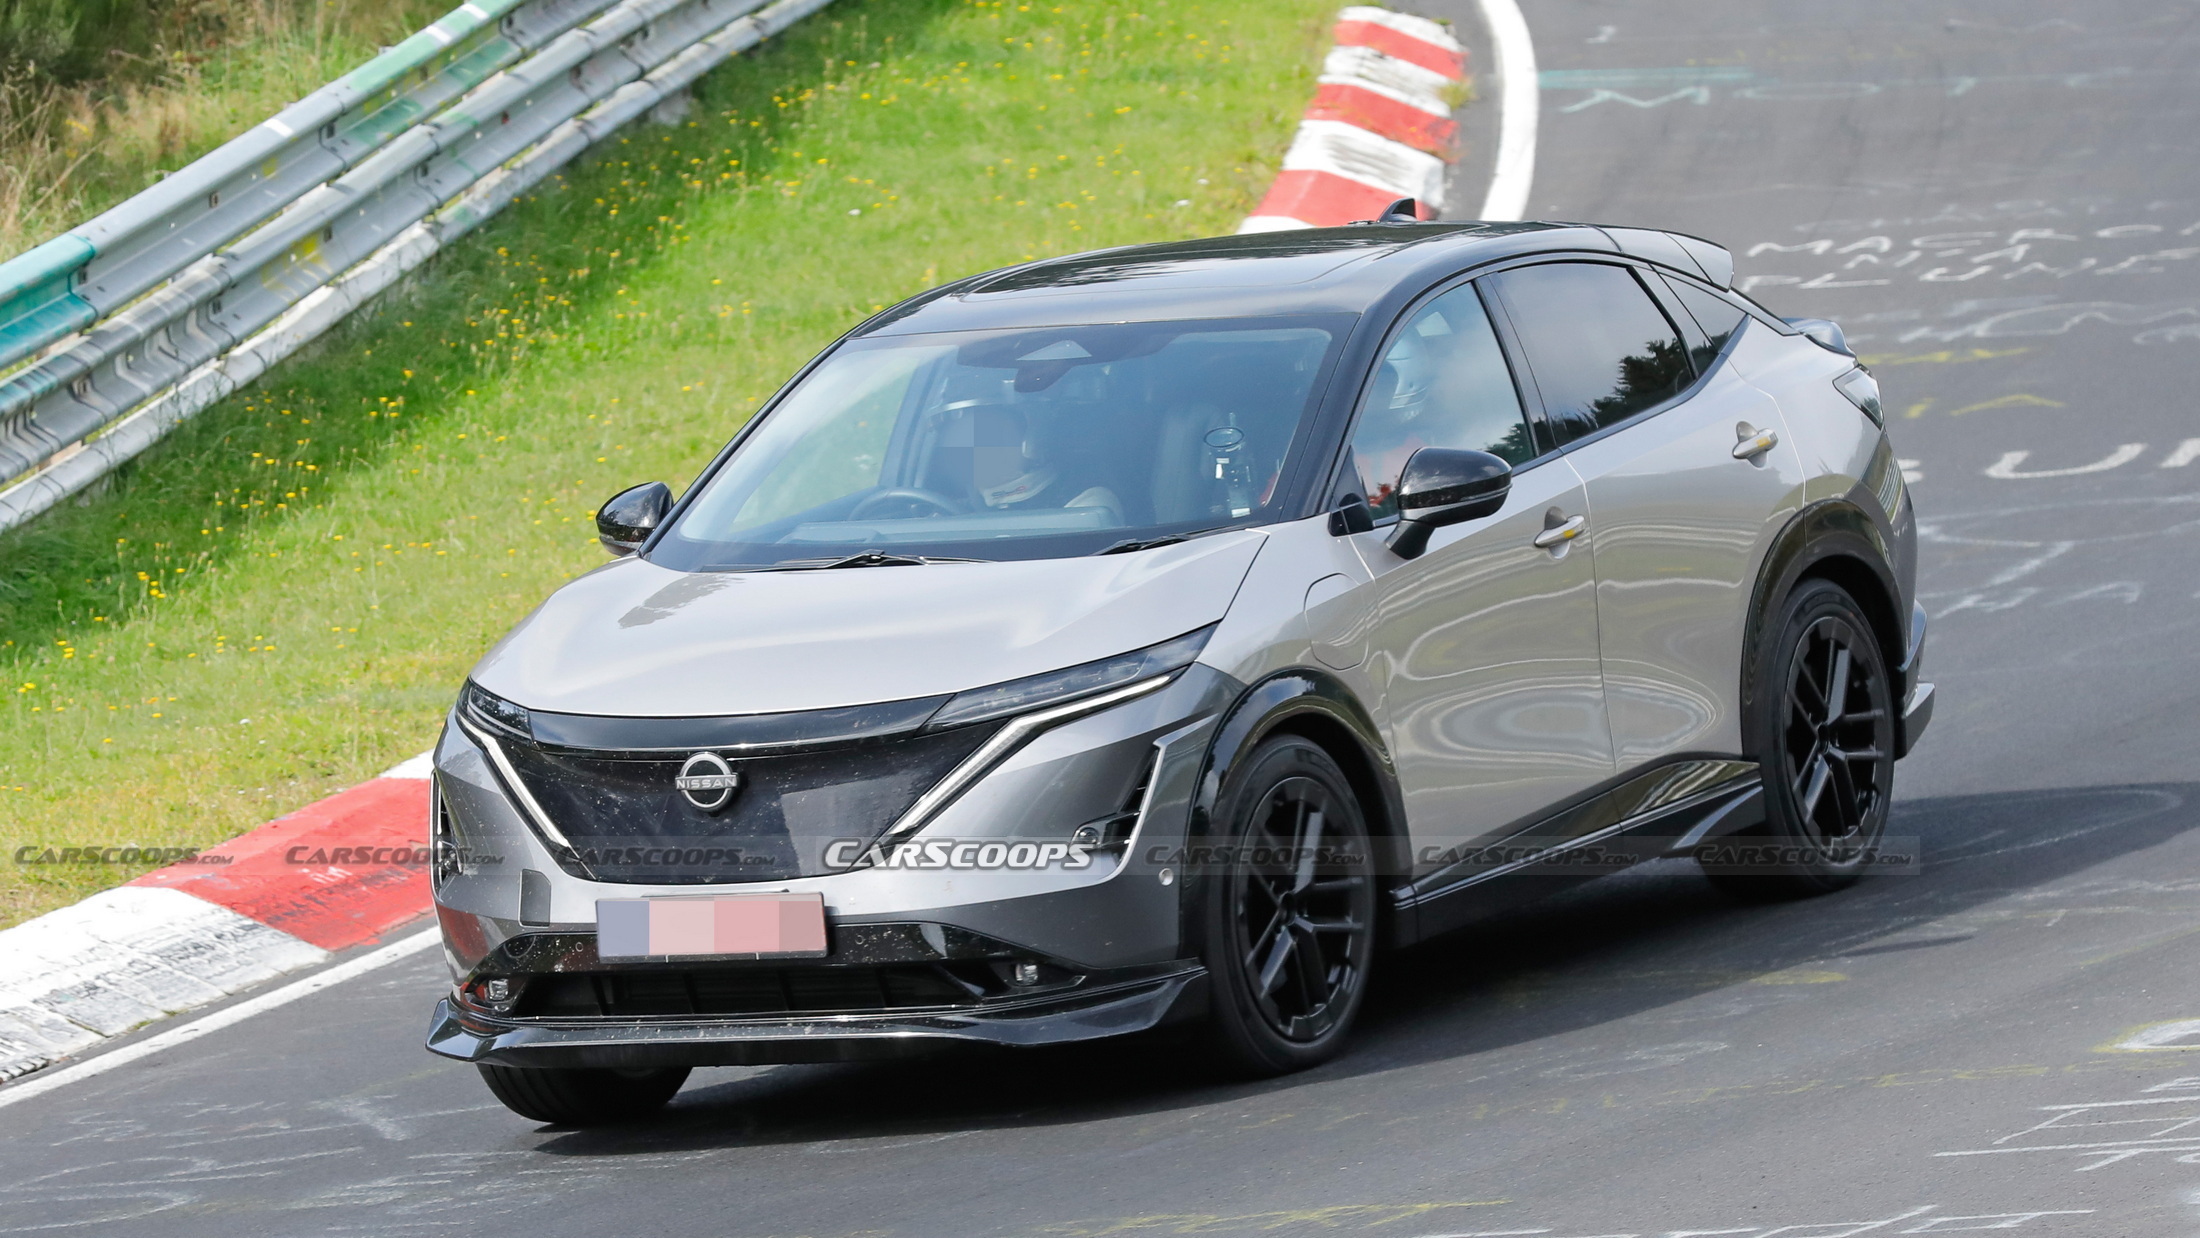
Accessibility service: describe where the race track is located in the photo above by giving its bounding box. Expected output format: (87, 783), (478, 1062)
(5, 3), (2200, 1234)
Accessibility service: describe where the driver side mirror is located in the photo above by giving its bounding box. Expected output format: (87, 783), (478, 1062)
(1386, 449), (1512, 560)
(597, 482), (673, 556)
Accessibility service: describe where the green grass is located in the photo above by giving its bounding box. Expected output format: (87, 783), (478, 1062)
(0, 0), (448, 257)
(0, 0), (1343, 927)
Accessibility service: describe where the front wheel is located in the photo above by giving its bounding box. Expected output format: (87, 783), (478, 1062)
(1198, 735), (1377, 1076)
(1707, 578), (1896, 899)
(477, 1063), (690, 1126)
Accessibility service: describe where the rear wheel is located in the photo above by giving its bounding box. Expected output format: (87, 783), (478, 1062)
(1198, 735), (1377, 1076)
(477, 1063), (690, 1126)
(1707, 578), (1896, 899)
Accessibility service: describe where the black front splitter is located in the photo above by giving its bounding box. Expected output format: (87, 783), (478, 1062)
(424, 966), (1207, 1069)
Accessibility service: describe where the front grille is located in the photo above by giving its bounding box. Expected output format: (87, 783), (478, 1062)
(494, 724), (997, 884)
(518, 964), (999, 1018)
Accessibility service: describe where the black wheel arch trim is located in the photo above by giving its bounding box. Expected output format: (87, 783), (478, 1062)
(1186, 667), (1415, 947)
(1743, 492), (1917, 755)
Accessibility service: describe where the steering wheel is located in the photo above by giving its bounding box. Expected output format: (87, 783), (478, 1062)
(849, 488), (968, 520)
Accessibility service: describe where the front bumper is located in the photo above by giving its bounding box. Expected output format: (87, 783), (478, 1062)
(1895, 599), (1934, 758)
(425, 964), (1206, 1068)
(424, 667), (1243, 1067)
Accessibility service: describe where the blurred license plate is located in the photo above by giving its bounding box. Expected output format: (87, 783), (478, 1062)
(595, 893), (827, 960)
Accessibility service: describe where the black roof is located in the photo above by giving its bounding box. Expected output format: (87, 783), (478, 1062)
(858, 221), (1734, 337)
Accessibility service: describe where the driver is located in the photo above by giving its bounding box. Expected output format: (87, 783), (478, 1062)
(958, 403), (1122, 520)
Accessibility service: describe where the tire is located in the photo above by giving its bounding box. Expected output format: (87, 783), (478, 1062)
(1706, 578), (1897, 900)
(1197, 735), (1377, 1076)
(477, 1063), (690, 1126)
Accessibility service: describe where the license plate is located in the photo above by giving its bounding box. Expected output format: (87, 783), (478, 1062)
(595, 893), (827, 960)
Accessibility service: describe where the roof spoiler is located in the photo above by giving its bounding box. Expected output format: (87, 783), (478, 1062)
(1597, 226), (1734, 290)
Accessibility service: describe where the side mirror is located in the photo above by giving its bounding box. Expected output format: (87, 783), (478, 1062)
(597, 482), (673, 556)
(1386, 448), (1512, 560)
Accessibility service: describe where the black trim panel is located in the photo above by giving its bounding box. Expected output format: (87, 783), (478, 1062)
(520, 695), (953, 754)
(1391, 756), (1765, 946)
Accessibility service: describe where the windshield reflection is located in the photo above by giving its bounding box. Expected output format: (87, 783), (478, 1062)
(653, 317), (1350, 570)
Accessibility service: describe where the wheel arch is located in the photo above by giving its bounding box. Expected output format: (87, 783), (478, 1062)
(1743, 497), (1906, 741)
(1189, 667), (1413, 943)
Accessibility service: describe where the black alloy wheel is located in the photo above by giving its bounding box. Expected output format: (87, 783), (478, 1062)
(1200, 735), (1376, 1075)
(1709, 578), (1896, 898)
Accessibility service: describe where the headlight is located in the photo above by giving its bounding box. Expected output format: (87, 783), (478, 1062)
(926, 625), (1214, 730)
(879, 626), (1216, 845)
(461, 682), (533, 737)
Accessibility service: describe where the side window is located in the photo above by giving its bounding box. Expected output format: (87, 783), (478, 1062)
(1667, 278), (1749, 370)
(1350, 283), (1533, 520)
(1487, 262), (1692, 446)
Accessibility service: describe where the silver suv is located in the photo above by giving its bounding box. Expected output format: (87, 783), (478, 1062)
(425, 219), (1932, 1125)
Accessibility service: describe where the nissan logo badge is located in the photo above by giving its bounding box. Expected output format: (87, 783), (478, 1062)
(675, 751), (740, 812)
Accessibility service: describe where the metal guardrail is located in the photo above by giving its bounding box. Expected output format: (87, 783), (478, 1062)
(0, 0), (837, 533)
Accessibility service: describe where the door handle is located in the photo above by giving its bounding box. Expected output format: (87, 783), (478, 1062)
(1732, 427), (1780, 461)
(1532, 514), (1586, 549)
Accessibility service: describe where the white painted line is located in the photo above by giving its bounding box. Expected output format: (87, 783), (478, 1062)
(0, 927), (440, 1112)
(461, 1), (493, 18)
(263, 118), (295, 139)
(427, 23), (457, 46)
(1239, 215), (1319, 234)
(378, 749), (437, 780)
(2160, 437), (2200, 468)
(1476, 0), (1537, 220)
(1984, 444), (2146, 479)
(2110, 1019), (2200, 1051)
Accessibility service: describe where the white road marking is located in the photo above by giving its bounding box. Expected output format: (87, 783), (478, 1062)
(1409, 1205), (2099, 1238)
(0, 928), (439, 1112)
(2111, 1020), (2200, 1050)
(1476, 0), (1537, 220)
(1937, 1076), (2200, 1170)
(1983, 443), (2146, 478)
(2160, 437), (2200, 468)
(378, 749), (437, 780)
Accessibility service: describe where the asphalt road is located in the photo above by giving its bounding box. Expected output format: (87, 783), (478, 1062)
(7, 3), (2200, 1235)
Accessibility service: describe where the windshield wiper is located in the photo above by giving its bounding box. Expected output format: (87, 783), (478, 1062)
(1093, 526), (1234, 556)
(769, 551), (989, 570)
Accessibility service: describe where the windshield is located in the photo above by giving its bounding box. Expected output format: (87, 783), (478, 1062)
(650, 317), (1351, 569)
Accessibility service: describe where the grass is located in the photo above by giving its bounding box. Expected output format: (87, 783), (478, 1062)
(0, 0), (1344, 927)
(0, 0), (447, 258)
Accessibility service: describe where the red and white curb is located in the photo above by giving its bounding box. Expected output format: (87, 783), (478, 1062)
(1241, 7), (1468, 232)
(0, 753), (437, 1084)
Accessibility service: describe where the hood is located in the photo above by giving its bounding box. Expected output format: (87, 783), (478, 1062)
(469, 531), (1266, 717)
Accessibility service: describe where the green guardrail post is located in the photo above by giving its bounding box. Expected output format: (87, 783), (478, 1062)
(0, 237), (96, 372)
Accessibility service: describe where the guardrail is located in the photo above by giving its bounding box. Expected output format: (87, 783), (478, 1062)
(0, 0), (837, 533)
